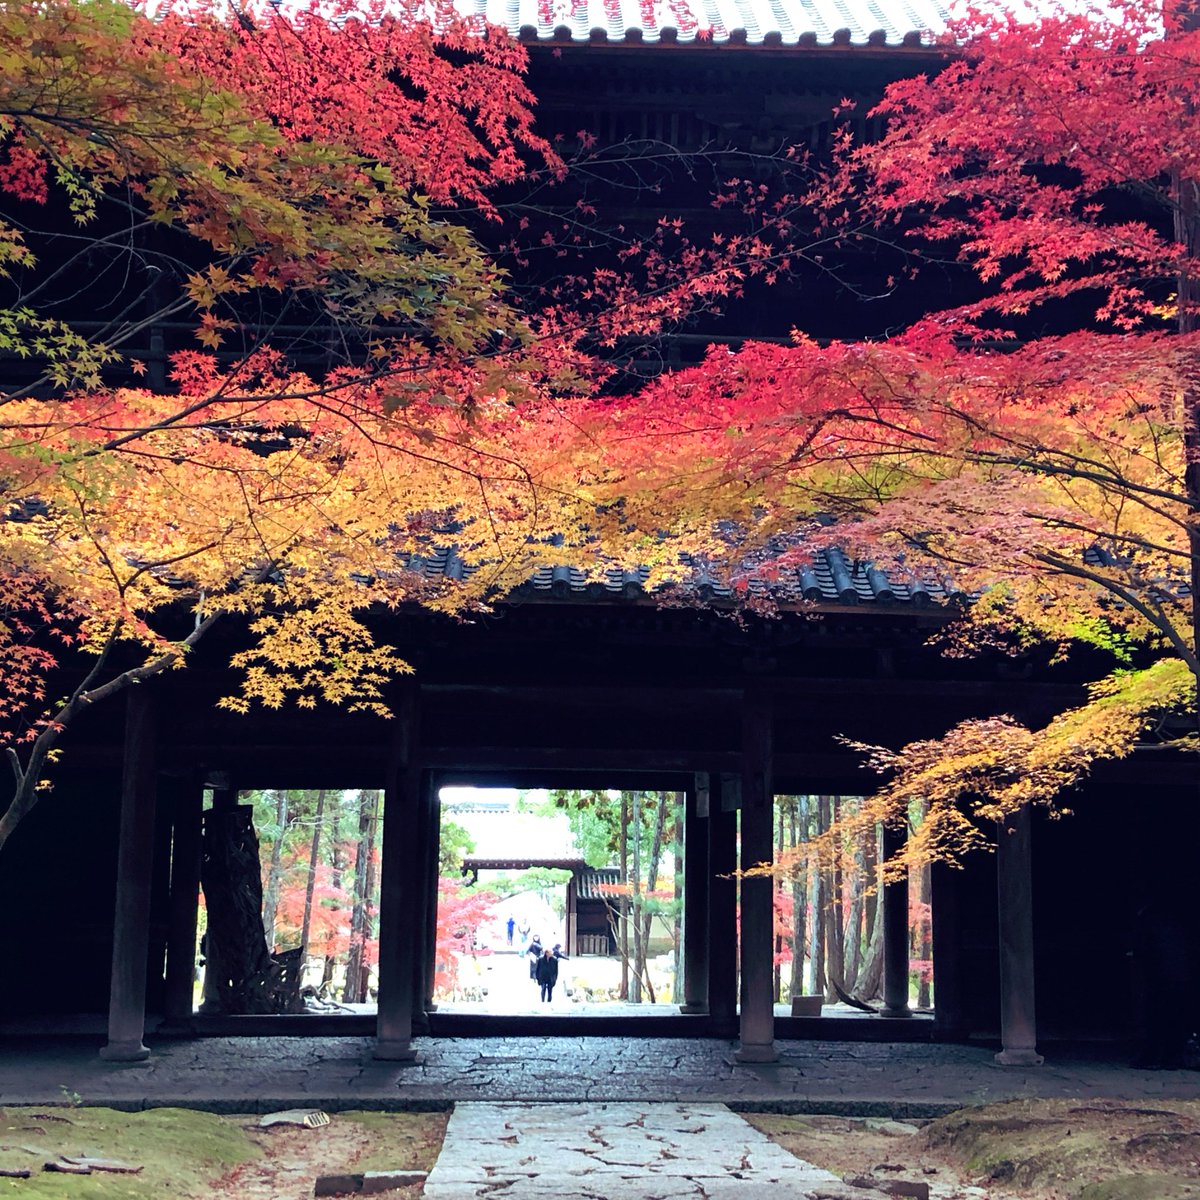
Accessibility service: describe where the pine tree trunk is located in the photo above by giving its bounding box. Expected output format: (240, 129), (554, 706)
(774, 799), (784, 1002)
(619, 790), (630, 1001)
(300, 788), (327, 962)
(822, 795), (844, 999)
(810, 798), (826, 997)
(856, 824), (886, 1002)
(344, 788), (379, 1004)
(631, 790), (644, 1003)
(671, 793), (683, 1001)
(261, 790), (288, 951)
(843, 817), (865, 992)
(788, 799), (806, 999)
(917, 859), (933, 1008)
(637, 790), (668, 1004)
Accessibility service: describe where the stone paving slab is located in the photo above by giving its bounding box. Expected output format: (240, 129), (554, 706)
(1, 1035), (1199, 1116)
(422, 1102), (840, 1198)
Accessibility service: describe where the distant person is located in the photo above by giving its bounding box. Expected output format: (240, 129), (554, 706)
(552, 942), (568, 960)
(535, 946), (559, 1003)
(527, 935), (543, 979)
(506, 916), (515, 946)
(518, 917), (530, 946)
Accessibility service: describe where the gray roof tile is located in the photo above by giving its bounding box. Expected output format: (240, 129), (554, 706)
(454, 0), (949, 46)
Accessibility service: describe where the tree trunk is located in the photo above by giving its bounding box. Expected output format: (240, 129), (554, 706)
(822, 795), (844, 1000)
(344, 788), (379, 1004)
(637, 790), (669, 1004)
(200, 805), (276, 1014)
(631, 789), (644, 1003)
(843, 815), (865, 993)
(774, 799), (785, 1002)
(856, 824), (886, 1002)
(788, 798), (806, 1000)
(300, 788), (327, 963)
(671, 792), (684, 1001)
(808, 798), (825, 997)
(261, 790), (289, 952)
(619, 790), (630, 1001)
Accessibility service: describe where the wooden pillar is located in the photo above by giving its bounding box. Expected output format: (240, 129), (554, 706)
(995, 805), (1043, 1065)
(680, 775), (710, 1013)
(414, 771), (439, 1030)
(930, 859), (964, 1040)
(198, 782), (238, 1015)
(736, 690), (777, 1063)
(101, 688), (158, 1062)
(162, 775), (204, 1024)
(707, 774), (738, 1035)
(375, 688), (422, 1062)
(881, 819), (912, 1018)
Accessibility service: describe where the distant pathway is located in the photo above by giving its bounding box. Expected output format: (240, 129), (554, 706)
(422, 1102), (841, 1198)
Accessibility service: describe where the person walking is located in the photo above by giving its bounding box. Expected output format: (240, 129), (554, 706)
(506, 916), (515, 946)
(527, 934), (543, 980)
(535, 946), (559, 1003)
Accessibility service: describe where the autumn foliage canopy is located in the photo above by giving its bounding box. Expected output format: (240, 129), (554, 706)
(4, 0), (1200, 868)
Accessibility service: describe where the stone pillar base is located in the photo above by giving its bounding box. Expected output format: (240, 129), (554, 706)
(374, 1040), (421, 1063)
(99, 1041), (150, 1062)
(678, 1003), (709, 1015)
(995, 1047), (1044, 1066)
(734, 1041), (779, 1064)
(881, 1006), (914, 1019)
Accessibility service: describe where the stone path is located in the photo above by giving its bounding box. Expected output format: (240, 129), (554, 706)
(2, 1034), (1200, 1115)
(423, 1102), (840, 1198)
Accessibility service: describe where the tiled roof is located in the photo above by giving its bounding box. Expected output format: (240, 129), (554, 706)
(576, 867), (622, 900)
(405, 544), (965, 607)
(454, 0), (951, 47)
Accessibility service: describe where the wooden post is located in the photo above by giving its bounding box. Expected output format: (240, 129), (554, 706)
(680, 775), (710, 1013)
(736, 690), (777, 1063)
(162, 774), (204, 1024)
(101, 688), (158, 1062)
(707, 774), (738, 1035)
(995, 805), (1043, 1065)
(881, 819), (912, 1018)
(414, 770), (439, 1030)
(375, 688), (421, 1062)
(198, 782), (237, 1015)
(931, 859), (964, 1040)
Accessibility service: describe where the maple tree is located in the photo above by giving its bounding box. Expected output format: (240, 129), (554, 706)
(0, 0), (831, 859)
(573, 0), (1200, 869)
(434, 878), (498, 997)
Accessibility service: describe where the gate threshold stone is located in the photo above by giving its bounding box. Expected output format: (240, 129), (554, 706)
(423, 1101), (841, 1198)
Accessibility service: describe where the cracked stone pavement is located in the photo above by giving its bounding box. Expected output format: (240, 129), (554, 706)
(422, 1102), (842, 1198)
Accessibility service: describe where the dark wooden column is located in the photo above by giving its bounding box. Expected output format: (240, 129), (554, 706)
(881, 819), (912, 1018)
(995, 805), (1043, 1065)
(100, 688), (158, 1062)
(707, 773), (738, 1036)
(736, 690), (777, 1063)
(930, 859), (964, 1040)
(162, 774), (204, 1024)
(375, 688), (422, 1061)
(680, 775), (710, 1013)
(414, 770), (439, 1030)
(198, 782), (238, 1015)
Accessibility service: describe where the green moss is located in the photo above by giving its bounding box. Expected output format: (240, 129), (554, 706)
(338, 1111), (449, 1173)
(0, 1107), (260, 1199)
(1078, 1175), (1200, 1200)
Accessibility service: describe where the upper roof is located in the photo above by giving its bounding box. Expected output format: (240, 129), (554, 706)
(454, 0), (952, 47)
(407, 543), (966, 608)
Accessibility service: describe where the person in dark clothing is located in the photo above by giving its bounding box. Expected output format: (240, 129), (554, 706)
(506, 916), (515, 946)
(535, 947), (559, 1002)
(527, 935), (543, 979)
(552, 942), (567, 960)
